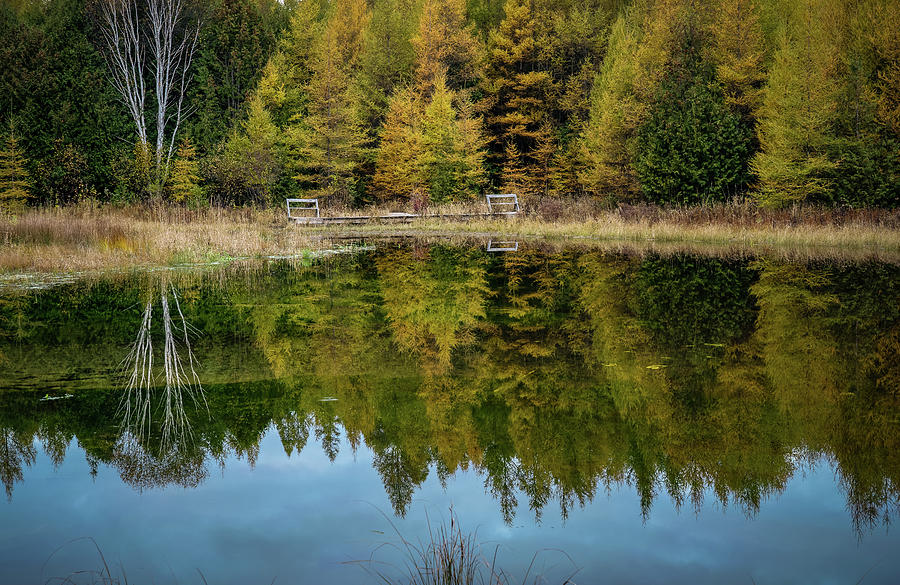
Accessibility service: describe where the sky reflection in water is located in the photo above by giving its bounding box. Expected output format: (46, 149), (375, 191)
(1, 242), (899, 583)
(2, 432), (898, 585)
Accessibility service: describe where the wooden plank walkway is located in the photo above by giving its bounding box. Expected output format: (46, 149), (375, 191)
(288, 194), (521, 225)
(290, 212), (509, 225)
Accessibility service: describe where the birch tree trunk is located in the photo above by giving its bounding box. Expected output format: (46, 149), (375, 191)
(97, 0), (148, 146)
(96, 0), (200, 198)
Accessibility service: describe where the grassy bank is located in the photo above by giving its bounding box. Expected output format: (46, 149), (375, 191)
(0, 205), (309, 273)
(339, 198), (900, 250)
(2, 200), (899, 274)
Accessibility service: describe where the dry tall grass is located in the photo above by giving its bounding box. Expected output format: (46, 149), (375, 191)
(0, 204), (315, 273)
(338, 198), (900, 254)
(2, 199), (898, 273)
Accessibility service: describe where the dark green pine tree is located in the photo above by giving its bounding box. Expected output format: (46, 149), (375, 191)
(634, 69), (753, 205)
(751, 0), (843, 207)
(1, 0), (130, 202)
(187, 0), (283, 154)
(633, 2), (754, 205)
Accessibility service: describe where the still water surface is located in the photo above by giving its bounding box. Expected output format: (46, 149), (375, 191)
(1, 240), (899, 584)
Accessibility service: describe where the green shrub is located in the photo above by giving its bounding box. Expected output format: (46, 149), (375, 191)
(635, 73), (753, 205)
(822, 136), (900, 208)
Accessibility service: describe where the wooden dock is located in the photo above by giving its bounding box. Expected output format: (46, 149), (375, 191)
(289, 212), (510, 225)
(287, 194), (520, 225)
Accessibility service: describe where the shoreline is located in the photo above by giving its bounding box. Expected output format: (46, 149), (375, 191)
(2, 204), (900, 274)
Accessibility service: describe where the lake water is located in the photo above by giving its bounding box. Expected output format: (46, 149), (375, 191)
(1, 240), (899, 584)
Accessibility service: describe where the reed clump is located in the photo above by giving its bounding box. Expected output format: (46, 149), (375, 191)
(357, 509), (578, 585)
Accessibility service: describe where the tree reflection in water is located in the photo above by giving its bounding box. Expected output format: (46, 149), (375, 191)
(0, 245), (899, 535)
(116, 280), (208, 489)
(0, 428), (35, 500)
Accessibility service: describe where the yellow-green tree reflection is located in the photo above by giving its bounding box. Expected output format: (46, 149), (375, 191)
(0, 245), (898, 534)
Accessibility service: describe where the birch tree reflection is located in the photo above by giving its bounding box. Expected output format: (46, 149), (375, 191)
(116, 281), (207, 489)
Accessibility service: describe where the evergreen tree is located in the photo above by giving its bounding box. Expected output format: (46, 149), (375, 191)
(188, 0), (283, 152)
(372, 74), (487, 203)
(168, 138), (202, 205)
(483, 0), (555, 198)
(706, 0), (766, 121)
(543, 0), (614, 124)
(537, 0), (619, 197)
(1, 0), (129, 202)
(275, 0), (324, 124)
(352, 0), (420, 202)
(824, 0), (900, 208)
(635, 72), (753, 204)
(0, 132), (31, 212)
(500, 141), (529, 195)
(420, 79), (460, 201)
(580, 0), (732, 201)
(632, 0), (754, 203)
(868, 2), (900, 137)
(549, 141), (583, 197)
(355, 0), (419, 131)
(239, 0), (324, 151)
(578, 10), (644, 198)
(419, 73), (488, 201)
(467, 0), (505, 39)
(212, 93), (283, 205)
(371, 87), (424, 201)
(294, 0), (371, 203)
(412, 0), (480, 96)
(631, 0), (692, 101)
(454, 93), (490, 198)
(208, 0), (325, 206)
(328, 0), (371, 69)
(752, 0), (843, 207)
(530, 123), (557, 197)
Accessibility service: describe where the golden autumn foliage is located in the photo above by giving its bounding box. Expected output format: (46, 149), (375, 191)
(5, 0), (896, 209)
(751, 0), (844, 206)
(707, 0), (766, 119)
(865, 0), (900, 137)
(294, 0), (372, 202)
(412, 0), (480, 96)
(482, 0), (556, 198)
(577, 5), (648, 199)
(0, 132), (30, 213)
(373, 73), (488, 202)
(168, 138), (201, 205)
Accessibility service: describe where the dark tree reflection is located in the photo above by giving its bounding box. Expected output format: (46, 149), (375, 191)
(0, 427), (36, 500)
(0, 246), (898, 536)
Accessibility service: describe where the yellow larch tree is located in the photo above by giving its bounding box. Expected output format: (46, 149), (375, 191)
(411, 0), (480, 96)
(0, 132), (31, 213)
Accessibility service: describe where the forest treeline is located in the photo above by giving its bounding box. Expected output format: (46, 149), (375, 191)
(0, 0), (898, 212)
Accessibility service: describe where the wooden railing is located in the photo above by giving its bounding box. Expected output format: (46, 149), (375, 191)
(485, 193), (520, 215)
(286, 198), (320, 220)
(285, 193), (520, 224)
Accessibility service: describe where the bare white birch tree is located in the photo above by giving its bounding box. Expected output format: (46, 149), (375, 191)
(97, 0), (148, 145)
(96, 0), (200, 196)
